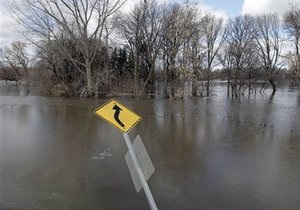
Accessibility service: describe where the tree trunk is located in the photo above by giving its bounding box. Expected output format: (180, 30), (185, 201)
(140, 64), (154, 97)
(163, 68), (168, 98)
(227, 79), (230, 97)
(170, 58), (176, 98)
(234, 84), (239, 98)
(248, 76), (251, 97)
(269, 79), (276, 93)
(134, 49), (139, 95)
(192, 80), (198, 96)
(206, 71), (210, 97)
(85, 59), (92, 96)
(14, 69), (19, 86)
(25, 69), (30, 94)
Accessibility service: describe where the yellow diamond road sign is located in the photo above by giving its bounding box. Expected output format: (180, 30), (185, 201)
(94, 99), (141, 133)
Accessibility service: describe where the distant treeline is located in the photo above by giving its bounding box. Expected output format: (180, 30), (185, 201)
(1, 0), (300, 98)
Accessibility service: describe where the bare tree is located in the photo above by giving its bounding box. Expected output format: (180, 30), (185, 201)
(284, 5), (300, 83)
(188, 24), (205, 96)
(138, 0), (163, 96)
(40, 37), (85, 85)
(219, 15), (258, 97)
(200, 13), (224, 97)
(256, 14), (284, 93)
(12, 0), (126, 96)
(12, 42), (30, 90)
(218, 44), (235, 96)
(0, 45), (21, 85)
(117, 3), (143, 95)
(161, 3), (197, 97)
(0, 49), (12, 84)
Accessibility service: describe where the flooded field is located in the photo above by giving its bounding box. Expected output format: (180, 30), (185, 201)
(1, 84), (300, 210)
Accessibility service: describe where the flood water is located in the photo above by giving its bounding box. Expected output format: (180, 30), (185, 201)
(1, 84), (300, 210)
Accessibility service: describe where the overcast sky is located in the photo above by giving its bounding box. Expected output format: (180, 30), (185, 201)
(1, 0), (300, 48)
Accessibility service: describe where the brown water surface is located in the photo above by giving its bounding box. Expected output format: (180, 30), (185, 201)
(1, 84), (300, 209)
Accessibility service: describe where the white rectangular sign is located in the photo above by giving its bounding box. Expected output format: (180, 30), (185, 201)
(125, 135), (155, 192)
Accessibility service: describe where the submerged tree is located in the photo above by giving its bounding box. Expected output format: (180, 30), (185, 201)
(117, 2), (143, 95)
(118, 0), (163, 96)
(284, 5), (300, 84)
(220, 15), (258, 97)
(0, 42), (30, 86)
(138, 0), (163, 96)
(161, 3), (197, 97)
(12, 0), (125, 96)
(256, 14), (284, 93)
(201, 13), (224, 97)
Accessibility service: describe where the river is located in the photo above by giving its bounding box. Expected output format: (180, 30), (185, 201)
(1, 83), (300, 209)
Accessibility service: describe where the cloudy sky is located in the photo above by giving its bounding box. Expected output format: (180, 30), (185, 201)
(0, 0), (300, 48)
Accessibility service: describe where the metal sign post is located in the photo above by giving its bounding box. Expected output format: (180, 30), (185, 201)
(123, 133), (158, 210)
(94, 99), (158, 210)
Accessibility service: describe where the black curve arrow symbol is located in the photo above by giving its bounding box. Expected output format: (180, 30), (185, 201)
(112, 104), (125, 128)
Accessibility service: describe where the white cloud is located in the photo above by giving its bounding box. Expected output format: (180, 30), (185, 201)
(121, 0), (138, 12)
(0, 2), (26, 48)
(241, 0), (300, 58)
(120, 0), (138, 13)
(121, 0), (167, 13)
(197, 4), (229, 22)
(242, 0), (300, 16)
